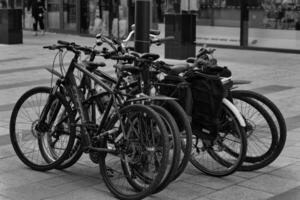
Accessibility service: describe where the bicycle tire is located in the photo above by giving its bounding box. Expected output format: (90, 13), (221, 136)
(189, 101), (247, 177)
(98, 104), (170, 200)
(227, 96), (278, 171)
(149, 105), (181, 193)
(32, 88), (84, 170)
(156, 100), (193, 181)
(119, 104), (181, 193)
(231, 90), (287, 171)
(10, 86), (76, 171)
(55, 89), (110, 169)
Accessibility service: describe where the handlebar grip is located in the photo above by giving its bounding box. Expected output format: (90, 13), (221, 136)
(110, 55), (136, 61)
(160, 36), (175, 42)
(150, 29), (160, 36)
(57, 40), (70, 45)
(43, 45), (61, 50)
(151, 36), (175, 44)
(43, 45), (52, 49)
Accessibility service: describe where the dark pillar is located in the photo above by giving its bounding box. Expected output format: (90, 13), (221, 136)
(240, 0), (249, 46)
(134, 0), (150, 53)
(0, 9), (23, 44)
(165, 13), (196, 59)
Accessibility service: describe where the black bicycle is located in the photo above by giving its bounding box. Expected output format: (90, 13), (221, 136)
(10, 42), (178, 200)
(86, 33), (248, 177)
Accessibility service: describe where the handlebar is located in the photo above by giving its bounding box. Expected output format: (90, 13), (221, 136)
(57, 40), (71, 46)
(122, 30), (174, 45)
(110, 55), (136, 62)
(150, 36), (175, 45)
(44, 41), (101, 56)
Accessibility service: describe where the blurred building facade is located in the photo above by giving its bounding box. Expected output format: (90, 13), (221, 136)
(17, 0), (300, 51)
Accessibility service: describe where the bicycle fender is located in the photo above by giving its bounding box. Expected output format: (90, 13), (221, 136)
(222, 98), (246, 127)
(127, 95), (176, 103)
(232, 80), (252, 85)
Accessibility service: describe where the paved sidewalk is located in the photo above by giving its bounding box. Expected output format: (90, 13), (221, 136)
(0, 31), (299, 200)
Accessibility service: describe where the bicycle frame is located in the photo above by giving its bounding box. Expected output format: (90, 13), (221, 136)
(38, 51), (126, 153)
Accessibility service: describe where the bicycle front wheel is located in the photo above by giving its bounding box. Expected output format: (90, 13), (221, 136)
(10, 86), (76, 171)
(99, 104), (170, 200)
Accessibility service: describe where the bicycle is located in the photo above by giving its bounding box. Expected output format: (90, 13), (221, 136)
(186, 47), (286, 171)
(89, 32), (247, 177)
(10, 42), (176, 200)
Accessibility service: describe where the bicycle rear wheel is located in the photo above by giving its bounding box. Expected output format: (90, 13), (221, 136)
(150, 105), (180, 193)
(190, 101), (247, 177)
(10, 87), (75, 171)
(231, 90), (286, 171)
(156, 100), (193, 181)
(99, 104), (170, 200)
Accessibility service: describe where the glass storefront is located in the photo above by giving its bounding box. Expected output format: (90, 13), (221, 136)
(1, 0), (22, 8)
(80, 0), (128, 37)
(20, 0), (300, 52)
(47, 0), (60, 29)
(0, 0), (8, 8)
(164, 0), (241, 46)
(165, 0), (300, 50)
(63, 0), (77, 31)
(196, 0), (241, 46)
(248, 0), (300, 50)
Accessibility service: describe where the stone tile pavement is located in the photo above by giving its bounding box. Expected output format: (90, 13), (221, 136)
(0, 30), (299, 199)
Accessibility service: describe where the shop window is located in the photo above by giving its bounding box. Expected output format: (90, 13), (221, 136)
(80, 0), (129, 38)
(248, 0), (300, 49)
(0, 0), (8, 8)
(63, 0), (77, 31)
(196, 0), (241, 46)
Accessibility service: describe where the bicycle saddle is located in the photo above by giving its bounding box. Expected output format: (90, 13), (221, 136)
(186, 57), (196, 63)
(140, 53), (160, 61)
(169, 64), (190, 75)
(84, 61), (106, 71)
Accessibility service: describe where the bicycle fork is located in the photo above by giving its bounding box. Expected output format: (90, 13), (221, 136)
(36, 85), (62, 133)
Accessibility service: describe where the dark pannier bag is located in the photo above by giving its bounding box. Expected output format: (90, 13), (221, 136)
(202, 66), (231, 77)
(186, 71), (225, 138)
(158, 75), (193, 115)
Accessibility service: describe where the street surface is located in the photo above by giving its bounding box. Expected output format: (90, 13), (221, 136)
(0, 31), (299, 200)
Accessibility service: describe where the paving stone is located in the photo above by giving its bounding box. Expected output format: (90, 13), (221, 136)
(0, 156), (24, 174)
(281, 146), (300, 159)
(270, 164), (300, 181)
(293, 142), (300, 147)
(257, 156), (299, 173)
(36, 174), (86, 187)
(44, 187), (117, 200)
(238, 174), (300, 195)
(12, 168), (57, 183)
(205, 185), (273, 200)
(43, 178), (102, 195)
(192, 197), (211, 200)
(234, 171), (262, 179)
(64, 162), (100, 178)
(0, 182), (65, 200)
(0, 171), (36, 190)
(267, 186), (300, 200)
(173, 172), (195, 182)
(145, 195), (175, 200)
(0, 145), (16, 159)
(154, 181), (214, 200)
(0, 194), (14, 200)
(182, 174), (246, 190)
